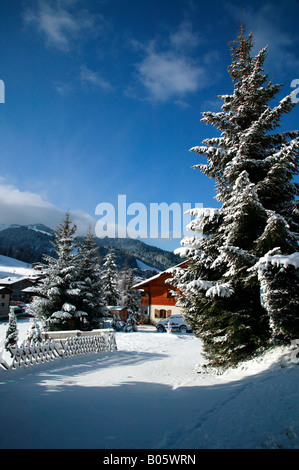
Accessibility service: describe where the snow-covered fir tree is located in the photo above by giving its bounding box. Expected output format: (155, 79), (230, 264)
(111, 312), (124, 331)
(101, 248), (120, 306)
(25, 318), (42, 346)
(29, 212), (87, 330)
(255, 250), (299, 344)
(5, 307), (19, 350)
(76, 227), (107, 327)
(172, 25), (299, 366)
(118, 265), (141, 314)
(124, 311), (138, 332)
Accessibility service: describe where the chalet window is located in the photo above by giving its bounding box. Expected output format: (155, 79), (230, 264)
(160, 309), (167, 318)
(155, 309), (169, 319)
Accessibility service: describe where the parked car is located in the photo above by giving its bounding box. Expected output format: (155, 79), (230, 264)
(155, 314), (192, 333)
(10, 302), (26, 315)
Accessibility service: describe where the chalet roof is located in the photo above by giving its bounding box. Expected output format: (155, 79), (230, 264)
(0, 286), (12, 293)
(133, 260), (188, 289)
(22, 286), (39, 293)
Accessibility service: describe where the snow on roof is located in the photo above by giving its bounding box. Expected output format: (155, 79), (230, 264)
(0, 286), (12, 292)
(133, 261), (188, 289)
(0, 276), (32, 285)
(133, 271), (164, 289)
(22, 286), (38, 292)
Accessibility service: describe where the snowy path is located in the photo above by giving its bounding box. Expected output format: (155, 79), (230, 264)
(0, 321), (298, 449)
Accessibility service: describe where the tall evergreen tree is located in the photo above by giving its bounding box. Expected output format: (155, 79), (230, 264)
(101, 248), (120, 306)
(118, 265), (141, 313)
(76, 227), (107, 327)
(29, 212), (86, 330)
(172, 25), (299, 366)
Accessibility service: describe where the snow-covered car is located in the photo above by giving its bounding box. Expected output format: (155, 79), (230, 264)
(155, 314), (192, 333)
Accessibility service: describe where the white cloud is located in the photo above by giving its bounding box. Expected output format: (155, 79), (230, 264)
(54, 80), (75, 96)
(132, 22), (211, 103)
(80, 65), (113, 92)
(23, 0), (106, 52)
(0, 182), (96, 235)
(137, 50), (205, 102)
(169, 20), (201, 50)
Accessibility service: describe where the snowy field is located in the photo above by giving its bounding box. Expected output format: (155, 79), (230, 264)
(0, 254), (35, 278)
(0, 318), (298, 450)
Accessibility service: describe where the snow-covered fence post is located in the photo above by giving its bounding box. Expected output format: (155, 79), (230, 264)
(105, 329), (118, 351)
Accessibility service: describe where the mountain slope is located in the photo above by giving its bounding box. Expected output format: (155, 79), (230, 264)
(0, 254), (36, 278)
(0, 224), (182, 274)
(0, 225), (56, 264)
(95, 236), (181, 272)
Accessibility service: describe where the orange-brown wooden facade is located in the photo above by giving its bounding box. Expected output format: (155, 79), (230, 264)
(136, 261), (189, 323)
(140, 272), (177, 308)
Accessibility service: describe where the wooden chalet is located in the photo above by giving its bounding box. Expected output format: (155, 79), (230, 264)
(0, 286), (12, 316)
(107, 305), (129, 322)
(133, 261), (188, 324)
(0, 276), (37, 303)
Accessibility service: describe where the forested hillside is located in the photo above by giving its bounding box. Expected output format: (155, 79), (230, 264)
(0, 224), (181, 274)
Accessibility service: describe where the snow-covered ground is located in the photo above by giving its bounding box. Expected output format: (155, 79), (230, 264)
(136, 259), (161, 272)
(0, 319), (298, 449)
(0, 254), (35, 278)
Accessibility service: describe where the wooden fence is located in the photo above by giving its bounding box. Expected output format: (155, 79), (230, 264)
(0, 329), (117, 370)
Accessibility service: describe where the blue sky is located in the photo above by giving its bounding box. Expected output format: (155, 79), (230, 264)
(1, 0), (299, 252)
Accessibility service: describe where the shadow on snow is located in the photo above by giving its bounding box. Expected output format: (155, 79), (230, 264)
(0, 349), (298, 450)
